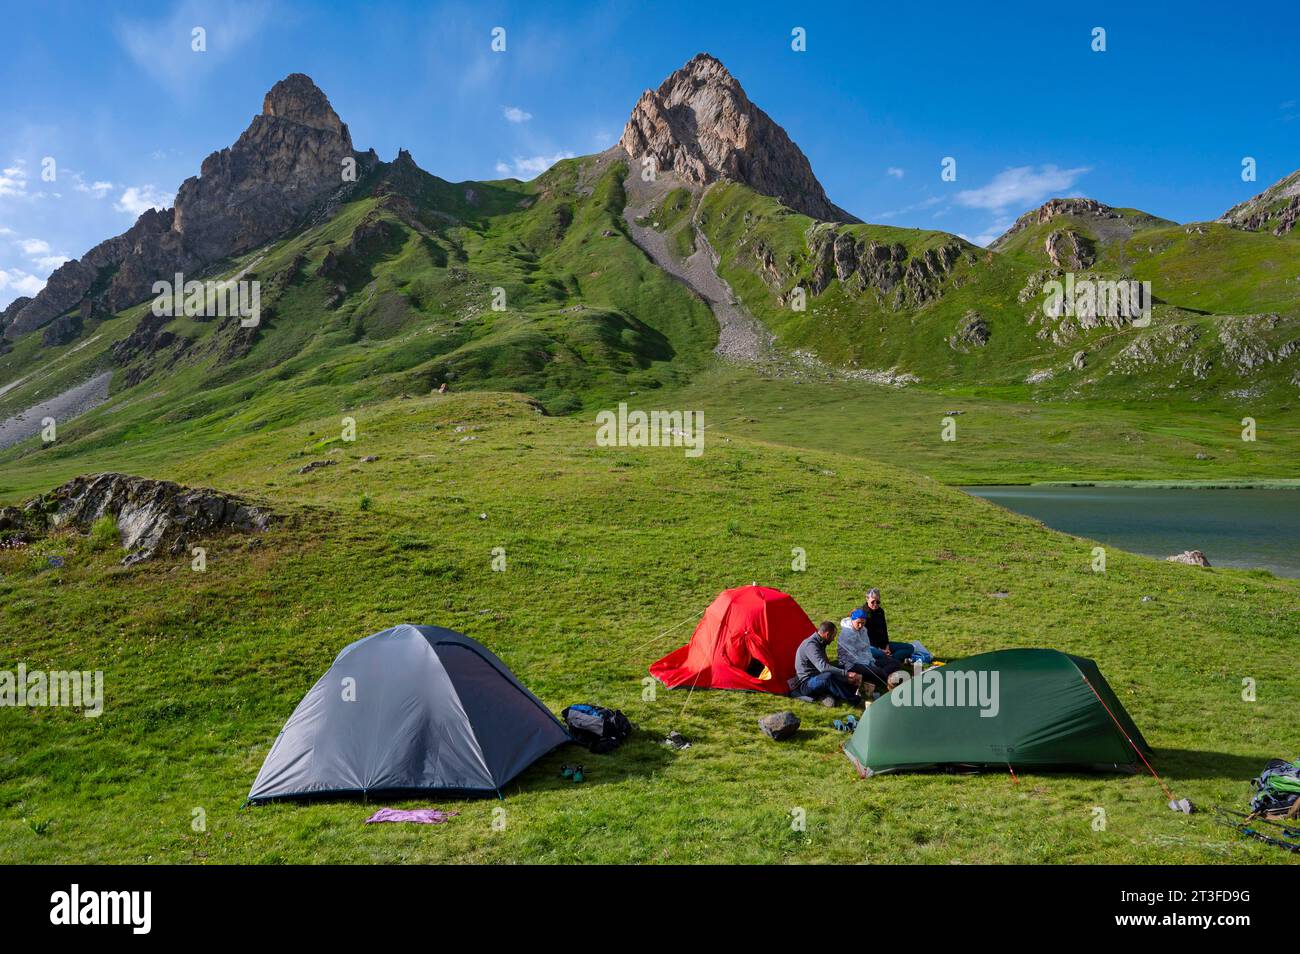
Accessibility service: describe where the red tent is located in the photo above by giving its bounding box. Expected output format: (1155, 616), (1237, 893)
(649, 585), (815, 693)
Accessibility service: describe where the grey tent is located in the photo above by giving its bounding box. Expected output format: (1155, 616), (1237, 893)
(247, 624), (569, 802)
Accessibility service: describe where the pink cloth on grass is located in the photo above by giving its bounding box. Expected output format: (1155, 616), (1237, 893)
(364, 808), (459, 825)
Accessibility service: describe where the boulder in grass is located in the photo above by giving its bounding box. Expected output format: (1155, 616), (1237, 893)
(1167, 549), (1211, 567)
(24, 473), (274, 565)
(759, 711), (800, 741)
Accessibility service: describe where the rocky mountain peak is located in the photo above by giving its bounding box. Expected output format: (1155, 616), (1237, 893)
(262, 73), (349, 139)
(4, 74), (358, 343)
(173, 72), (355, 261)
(619, 53), (853, 222)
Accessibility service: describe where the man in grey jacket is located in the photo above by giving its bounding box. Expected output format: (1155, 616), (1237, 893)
(788, 621), (862, 707)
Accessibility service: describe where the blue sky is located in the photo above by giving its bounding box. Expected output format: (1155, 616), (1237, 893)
(1, 0), (1296, 309)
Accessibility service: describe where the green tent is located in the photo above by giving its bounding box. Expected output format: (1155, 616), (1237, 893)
(845, 648), (1152, 776)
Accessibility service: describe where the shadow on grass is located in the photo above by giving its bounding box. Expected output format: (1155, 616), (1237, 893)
(1154, 748), (1276, 782)
(244, 734), (681, 812)
(508, 735), (678, 796)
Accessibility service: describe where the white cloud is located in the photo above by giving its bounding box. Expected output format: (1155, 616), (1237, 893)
(0, 226), (13, 235)
(494, 152), (575, 180)
(0, 267), (45, 297)
(72, 174), (114, 198)
(115, 0), (272, 95)
(955, 164), (1091, 211)
(886, 167), (905, 179)
(10, 235), (69, 274)
(875, 195), (942, 221)
(0, 162), (28, 198)
(502, 106), (532, 124)
(968, 217), (1015, 248)
(114, 184), (174, 216)
(34, 255), (70, 272)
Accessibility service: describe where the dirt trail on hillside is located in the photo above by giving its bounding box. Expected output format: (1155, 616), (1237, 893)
(0, 371), (112, 450)
(622, 173), (773, 362)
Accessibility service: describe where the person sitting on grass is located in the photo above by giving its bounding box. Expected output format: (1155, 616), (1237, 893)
(789, 621), (862, 707)
(837, 608), (897, 691)
(861, 588), (915, 664)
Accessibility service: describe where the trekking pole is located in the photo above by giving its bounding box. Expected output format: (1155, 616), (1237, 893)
(1215, 806), (1300, 837)
(1213, 815), (1300, 854)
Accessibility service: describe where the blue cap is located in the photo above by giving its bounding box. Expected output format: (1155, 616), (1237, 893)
(850, 608), (867, 621)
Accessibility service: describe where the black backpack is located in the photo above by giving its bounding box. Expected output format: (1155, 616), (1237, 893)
(561, 704), (633, 754)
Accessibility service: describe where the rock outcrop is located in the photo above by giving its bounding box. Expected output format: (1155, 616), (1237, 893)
(992, 198), (1130, 252)
(0, 296), (32, 336)
(1044, 228), (1096, 269)
(17, 473), (274, 565)
(1216, 314), (1299, 372)
(41, 311), (83, 347)
(1000, 198), (1118, 241)
(1218, 169), (1300, 236)
(949, 310), (990, 352)
(4, 74), (357, 343)
(1167, 549), (1211, 567)
(620, 53), (854, 222)
(806, 226), (965, 306)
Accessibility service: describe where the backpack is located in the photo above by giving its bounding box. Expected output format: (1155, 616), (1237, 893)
(561, 704), (633, 754)
(1250, 758), (1300, 816)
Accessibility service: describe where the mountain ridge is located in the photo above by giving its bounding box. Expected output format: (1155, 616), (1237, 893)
(1, 59), (1298, 418)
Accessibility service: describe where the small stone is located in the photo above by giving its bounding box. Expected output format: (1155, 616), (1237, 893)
(759, 711), (800, 741)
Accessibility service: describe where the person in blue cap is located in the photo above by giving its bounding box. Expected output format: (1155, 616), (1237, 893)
(837, 607), (897, 692)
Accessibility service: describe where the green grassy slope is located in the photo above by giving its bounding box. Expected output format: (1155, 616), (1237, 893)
(995, 207), (1300, 318)
(0, 155), (715, 431)
(667, 365), (1300, 485)
(990, 206), (1177, 270)
(696, 183), (1300, 405)
(698, 181), (1031, 373)
(0, 156), (717, 481)
(1, 390), (1295, 864)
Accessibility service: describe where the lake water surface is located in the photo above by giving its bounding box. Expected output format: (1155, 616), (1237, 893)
(964, 486), (1300, 578)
